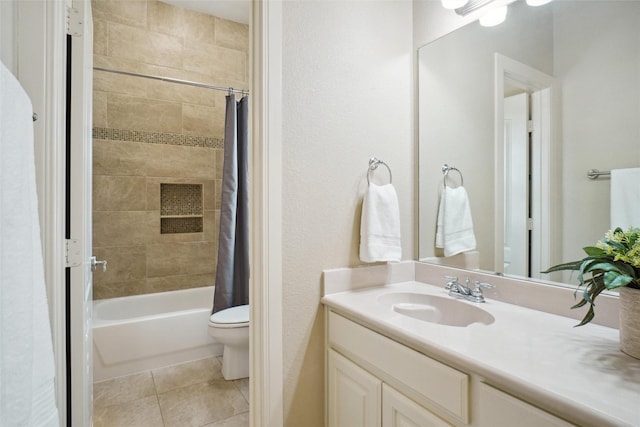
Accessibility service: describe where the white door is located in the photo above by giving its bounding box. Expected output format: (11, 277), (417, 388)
(503, 93), (530, 277)
(68, 0), (95, 425)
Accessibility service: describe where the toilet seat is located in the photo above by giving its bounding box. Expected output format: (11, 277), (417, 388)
(209, 304), (249, 328)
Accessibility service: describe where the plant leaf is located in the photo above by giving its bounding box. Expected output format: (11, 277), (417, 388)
(603, 272), (634, 289)
(583, 246), (606, 257)
(541, 261), (582, 274)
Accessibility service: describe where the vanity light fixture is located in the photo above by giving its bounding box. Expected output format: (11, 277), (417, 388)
(445, 0), (552, 27)
(441, 0), (469, 10)
(479, 4), (508, 26)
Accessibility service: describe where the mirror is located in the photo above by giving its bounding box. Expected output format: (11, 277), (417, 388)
(418, 0), (640, 285)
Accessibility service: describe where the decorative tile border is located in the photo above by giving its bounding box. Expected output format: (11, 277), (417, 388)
(93, 127), (224, 149)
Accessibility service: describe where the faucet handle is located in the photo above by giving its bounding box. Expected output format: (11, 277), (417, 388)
(473, 281), (493, 291)
(444, 275), (459, 289)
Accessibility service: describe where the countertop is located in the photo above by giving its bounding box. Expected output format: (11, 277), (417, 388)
(322, 281), (640, 427)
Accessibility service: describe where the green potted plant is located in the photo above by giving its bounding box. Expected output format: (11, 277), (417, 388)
(543, 227), (640, 358)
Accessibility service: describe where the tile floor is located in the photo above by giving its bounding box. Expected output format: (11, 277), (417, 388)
(93, 357), (249, 427)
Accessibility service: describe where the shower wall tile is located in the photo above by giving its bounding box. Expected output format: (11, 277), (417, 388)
(93, 211), (149, 247)
(92, 246), (146, 287)
(184, 8), (216, 42)
(183, 42), (246, 81)
(146, 241), (216, 277)
(92, 0), (148, 29)
(93, 175), (147, 211)
(93, 19), (108, 56)
(143, 143), (215, 180)
(93, 92), (108, 128)
(215, 150), (224, 180)
(94, 69), (148, 97)
(147, 0), (184, 38)
(92, 0), (246, 298)
(146, 273), (215, 293)
(108, 22), (183, 69)
(93, 139), (147, 176)
(182, 103), (224, 139)
(107, 93), (182, 134)
(147, 79), (216, 107)
(94, 279), (148, 300)
(203, 180), (215, 210)
(203, 210), (217, 242)
(215, 18), (249, 53)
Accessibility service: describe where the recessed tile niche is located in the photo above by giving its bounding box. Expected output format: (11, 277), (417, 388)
(160, 183), (204, 234)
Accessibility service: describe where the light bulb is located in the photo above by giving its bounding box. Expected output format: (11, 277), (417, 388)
(526, 0), (552, 5)
(441, 0), (468, 10)
(479, 5), (507, 27)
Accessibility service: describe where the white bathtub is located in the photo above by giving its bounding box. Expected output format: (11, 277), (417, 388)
(93, 286), (222, 381)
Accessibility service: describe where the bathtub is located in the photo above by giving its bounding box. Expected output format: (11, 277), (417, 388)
(93, 286), (222, 381)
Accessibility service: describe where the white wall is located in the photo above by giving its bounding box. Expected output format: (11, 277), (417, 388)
(281, 1), (413, 424)
(0, 0), (17, 73)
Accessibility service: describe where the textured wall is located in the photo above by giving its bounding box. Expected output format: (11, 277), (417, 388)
(91, 0), (248, 299)
(281, 1), (414, 425)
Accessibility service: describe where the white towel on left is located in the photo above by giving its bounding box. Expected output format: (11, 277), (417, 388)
(435, 186), (476, 257)
(611, 168), (640, 230)
(360, 184), (402, 263)
(0, 61), (60, 426)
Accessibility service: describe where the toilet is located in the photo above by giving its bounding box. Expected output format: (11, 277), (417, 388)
(208, 304), (250, 380)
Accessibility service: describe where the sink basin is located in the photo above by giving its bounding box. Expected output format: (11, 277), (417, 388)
(378, 292), (495, 327)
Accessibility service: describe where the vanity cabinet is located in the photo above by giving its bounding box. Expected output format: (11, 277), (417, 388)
(477, 383), (574, 427)
(326, 309), (577, 427)
(328, 349), (450, 427)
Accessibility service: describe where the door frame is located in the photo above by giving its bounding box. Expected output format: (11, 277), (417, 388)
(494, 53), (556, 278)
(30, 0), (285, 424)
(250, 1), (284, 425)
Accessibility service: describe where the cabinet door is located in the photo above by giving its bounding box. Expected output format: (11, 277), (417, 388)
(382, 384), (452, 427)
(478, 383), (576, 426)
(328, 349), (382, 427)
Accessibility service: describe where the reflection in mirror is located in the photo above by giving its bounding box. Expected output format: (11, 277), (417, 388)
(418, 1), (640, 286)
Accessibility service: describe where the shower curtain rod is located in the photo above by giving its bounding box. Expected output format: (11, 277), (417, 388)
(93, 66), (250, 95)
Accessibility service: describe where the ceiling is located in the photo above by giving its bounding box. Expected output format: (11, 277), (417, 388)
(161, 0), (250, 24)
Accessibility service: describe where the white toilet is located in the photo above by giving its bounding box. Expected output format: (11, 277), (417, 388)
(208, 304), (250, 380)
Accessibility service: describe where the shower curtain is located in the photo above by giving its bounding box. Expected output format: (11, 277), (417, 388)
(213, 93), (250, 313)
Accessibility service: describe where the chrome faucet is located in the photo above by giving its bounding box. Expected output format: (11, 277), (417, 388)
(444, 276), (493, 303)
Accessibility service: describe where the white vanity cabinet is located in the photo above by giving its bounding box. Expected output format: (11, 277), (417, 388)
(326, 309), (577, 427)
(328, 348), (450, 427)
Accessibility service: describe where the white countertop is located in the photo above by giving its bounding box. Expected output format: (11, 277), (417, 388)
(322, 281), (640, 427)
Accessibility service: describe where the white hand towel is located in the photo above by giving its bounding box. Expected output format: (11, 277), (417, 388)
(0, 61), (60, 426)
(435, 186), (476, 257)
(360, 184), (402, 263)
(611, 168), (640, 230)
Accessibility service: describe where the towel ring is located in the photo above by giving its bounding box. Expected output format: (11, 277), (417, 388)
(367, 157), (392, 186)
(442, 164), (464, 188)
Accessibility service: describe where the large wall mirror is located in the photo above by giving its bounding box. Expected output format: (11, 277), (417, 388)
(418, 0), (640, 286)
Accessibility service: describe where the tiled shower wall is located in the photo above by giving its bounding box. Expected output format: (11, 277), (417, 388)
(91, 0), (248, 299)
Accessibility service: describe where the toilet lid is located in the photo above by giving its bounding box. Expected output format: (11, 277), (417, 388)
(209, 304), (249, 328)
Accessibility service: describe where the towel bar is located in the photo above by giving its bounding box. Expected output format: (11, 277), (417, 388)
(367, 157), (392, 186)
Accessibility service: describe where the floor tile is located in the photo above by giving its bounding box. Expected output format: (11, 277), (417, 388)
(202, 411), (250, 427)
(93, 371), (156, 409)
(158, 380), (249, 427)
(93, 395), (164, 427)
(233, 378), (249, 403)
(152, 357), (222, 394)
